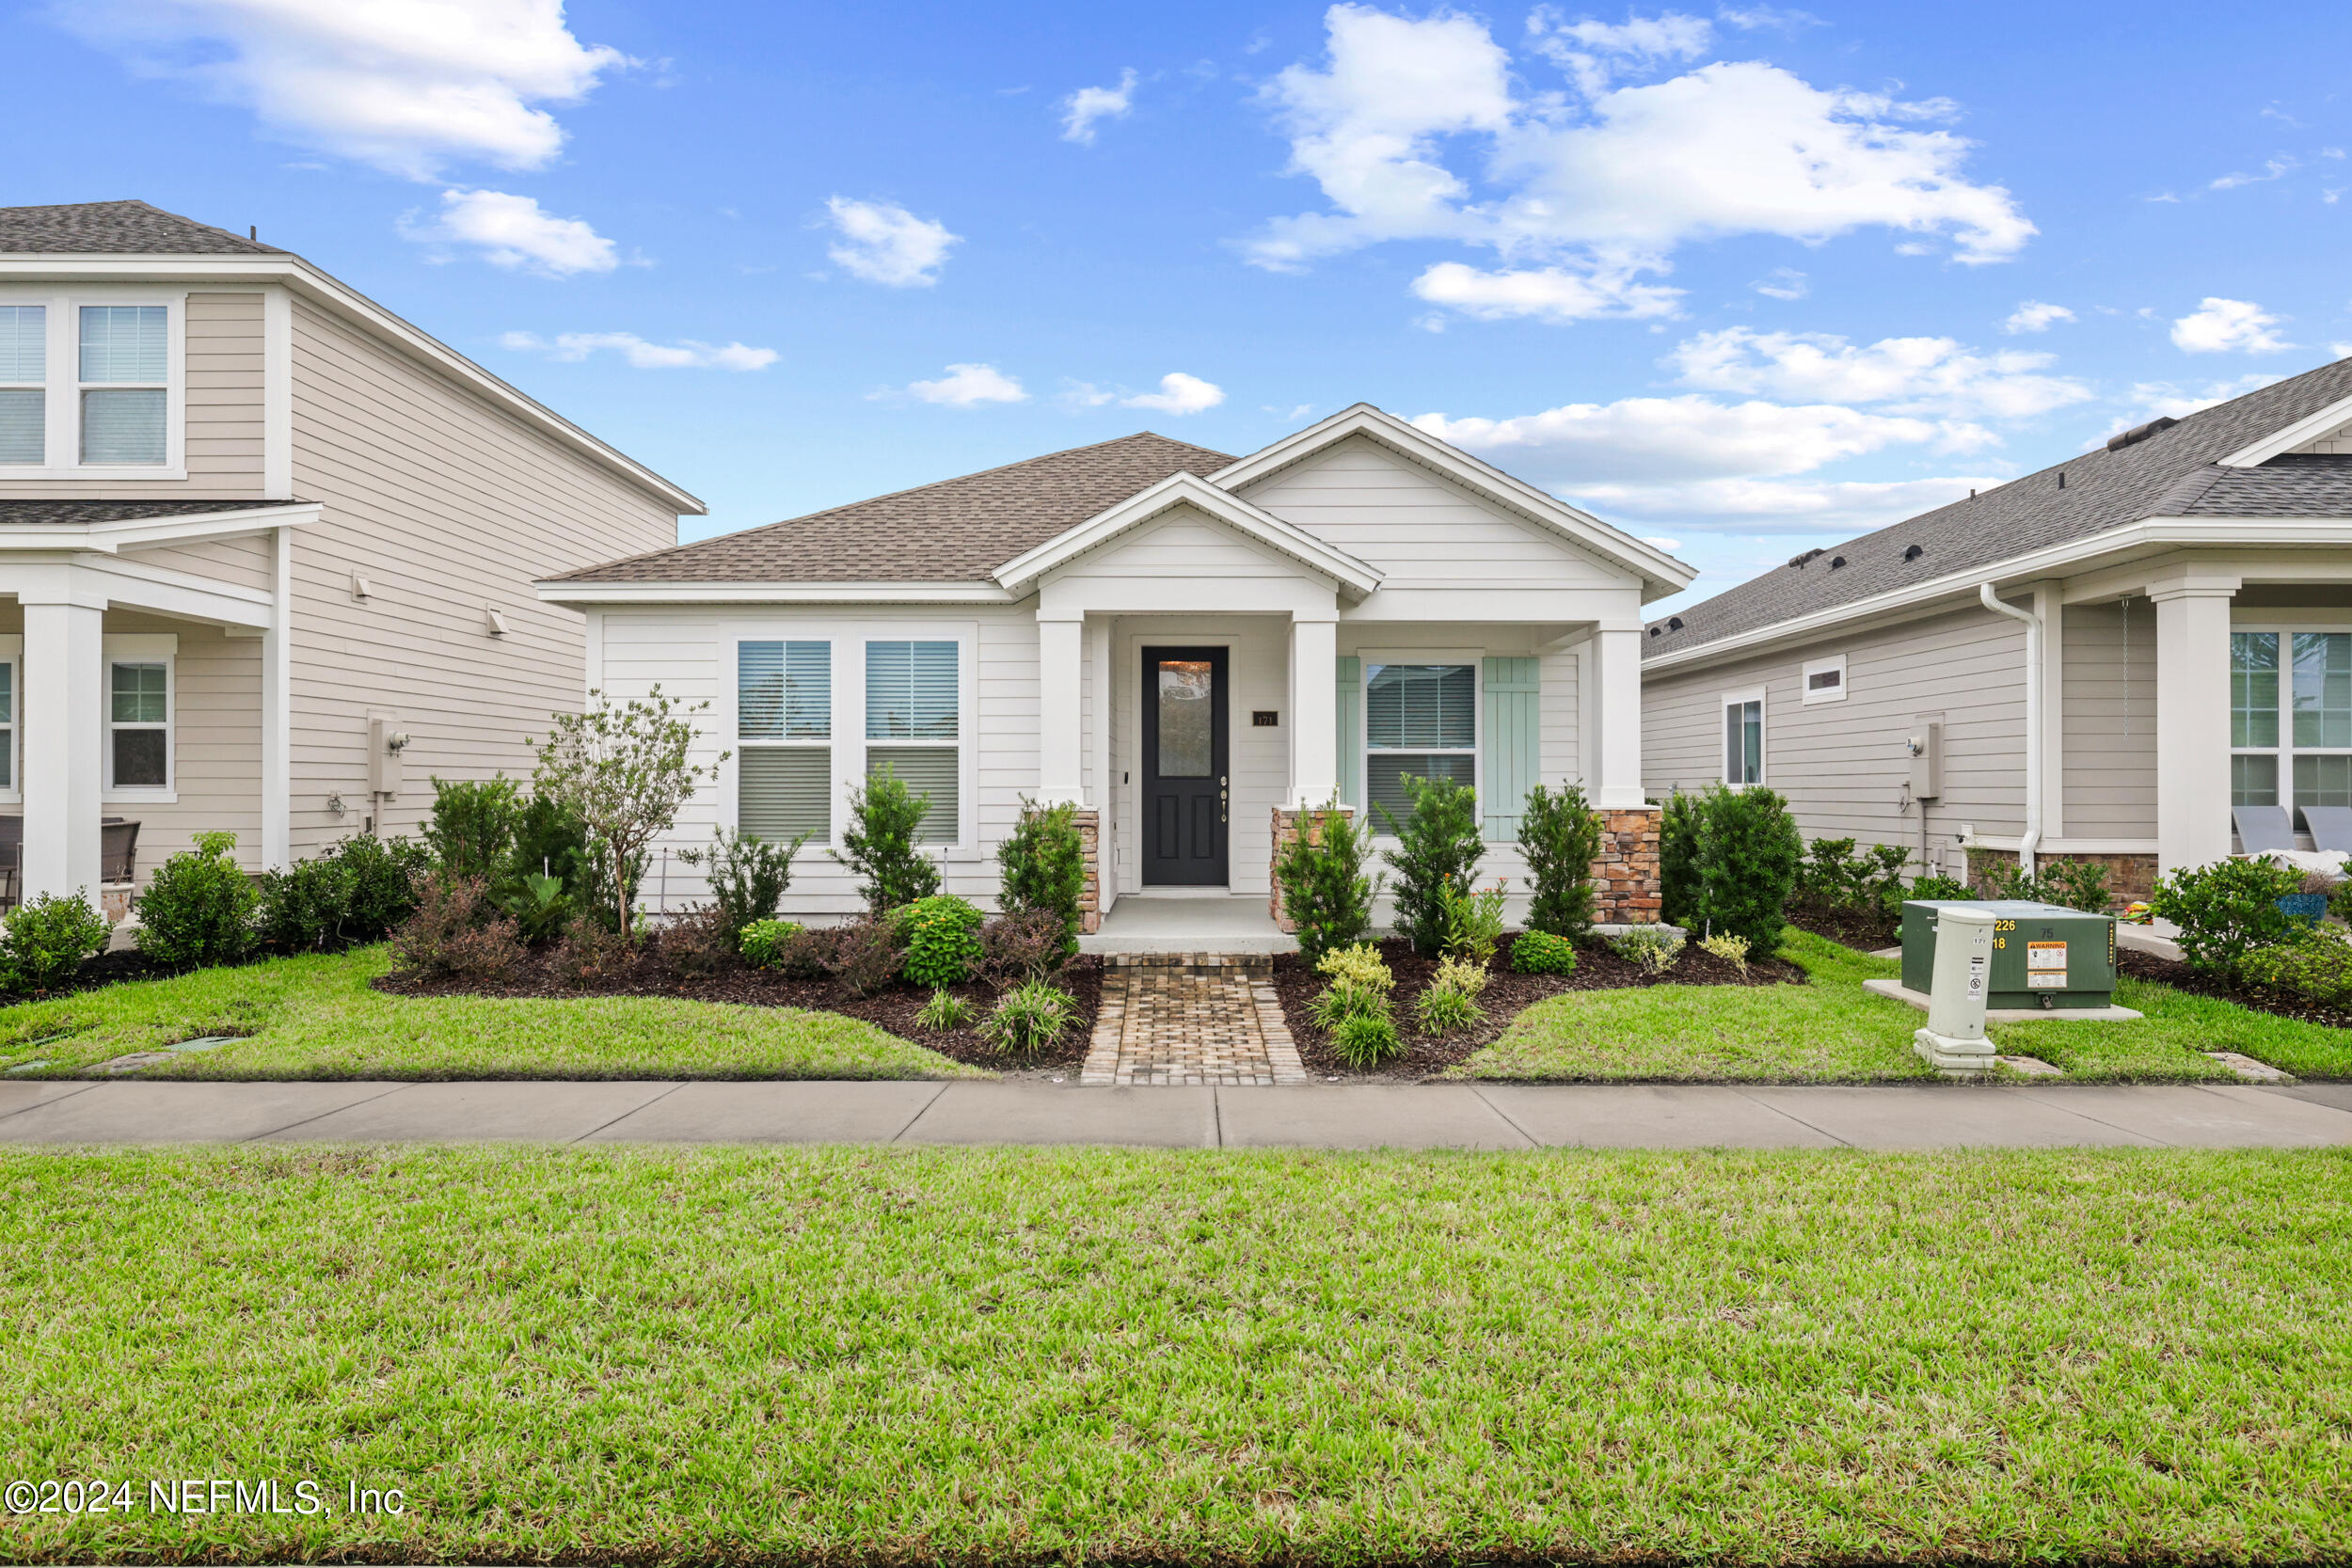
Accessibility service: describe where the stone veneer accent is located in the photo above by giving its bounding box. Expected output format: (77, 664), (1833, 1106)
(1072, 808), (1102, 934)
(1590, 806), (1663, 925)
(1267, 804), (1356, 932)
(1965, 847), (2154, 906)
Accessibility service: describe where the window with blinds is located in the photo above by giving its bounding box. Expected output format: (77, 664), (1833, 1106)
(1364, 662), (1476, 826)
(80, 305), (167, 466)
(0, 306), (44, 466)
(866, 640), (959, 843)
(738, 640), (831, 844)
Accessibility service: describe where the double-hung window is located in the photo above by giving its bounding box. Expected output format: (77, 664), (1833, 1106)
(80, 305), (168, 465)
(0, 306), (44, 465)
(2233, 628), (2352, 827)
(1724, 689), (1764, 784)
(866, 640), (959, 844)
(1364, 662), (1476, 825)
(108, 659), (171, 792)
(738, 641), (832, 844)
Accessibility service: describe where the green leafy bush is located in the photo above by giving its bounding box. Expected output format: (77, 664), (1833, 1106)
(1659, 791), (1701, 929)
(2148, 857), (2311, 974)
(499, 873), (573, 943)
(996, 799), (1087, 962)
(1316, 942), (1393, 996)
(977, 979), (1078, 1053)
(1518, 781), (1602, 941)
(1, 892), (111, 994)
(737, 919), (803, 971)
(1697, 930), (1752, 975)
(1910, 873), (1972, 902)
(1659, 784), (1801, 953)
(681, 827), (800, 949)
(1330, 1011), (1403, 1068)
(423, 776), (521, 879)
(835, 768), (941, 914)
(1978, 856), (2114, 914)
(135, 832), (259, 971)
(1413, 957), (1490, 1036)
(1508, 930), (1579, 975)
(1796, 837), (1913, 921)
(902, 895), (986, 988)
(1438, 877), (1507, 966)
(1272, 800), (1378, 966)
(257, 834), (428, 953)
(916, 988), (976, 1031)
(1309, 943), (1396, 1034)
(1380, 772), (1484, 957)
(1610, 927), (1685, 976)
(532, 686), (723, 936)
(2237, 930), (2352, 1007)
(507, 794), (589, 891)
(389, 870), (523, 979)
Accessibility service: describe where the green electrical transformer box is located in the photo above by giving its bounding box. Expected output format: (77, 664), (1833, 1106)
(1899, 900), (2119, 1010)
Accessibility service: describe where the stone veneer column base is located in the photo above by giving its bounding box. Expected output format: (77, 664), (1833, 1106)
(1590, 806), (1663, 925)
(1071, 809), (1103, 934)
(1267, 804), (1356, 932)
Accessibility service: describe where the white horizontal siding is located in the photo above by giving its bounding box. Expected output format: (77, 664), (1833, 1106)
(2062, 598), (2156, 837)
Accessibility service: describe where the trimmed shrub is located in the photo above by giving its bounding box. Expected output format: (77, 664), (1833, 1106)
(978, 980), (1078, 1053)
(2148, 857), (2311, 974)
(1610, 927), (1685, 977)
(507, 794), (590, 893)
(1797, 837), (1914, 923)
(1438, 877), (1507, 966)
(916, 988), (976, 1031)
(902, 895), (986, 989)
(136, 832), (259, 971)
(738, 919), (803, 971)
(1, 892), (111, 994)
(682, 827), (799, 949)
(389, 871), (523, 979)
(979, 908), (1070, 984)
(831, 918), (903, 996)
(1518, 782), (1602, 941)
(1380, 772), (1484, 958)
(1660, 784), (1801, 954)
(422, 776), (521, 879)
(772, 925), (842, 981)
(1329, 1011), (1403, 1068)
(996, 799), (1088, 962)
(547, 911), (628, 990)
(1910, 873), (1972, 902)
(1509, 930), (1579, 975)
(340, 834), (429, 939)
(1977, 856), (2114, 914)
(660, 903), (741, 979)
(1659, 791), (1701, 929)
(257, 834), (428, 953)
(1273, 800), (1378, 967)
(2238, 930), (2352, 1007)
(835, 768), (940, 914)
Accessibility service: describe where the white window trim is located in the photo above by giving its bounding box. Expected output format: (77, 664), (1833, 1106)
(1722, 685), (1766, 787)
(0, 286), (186, 480)
(1800, 654), (1848, 705)
(103, 633), (178, 803)
(1359, 648), (1484, 840)
(732, 638), (835, 848)
(2230, 622), (2352, 824)
(722, 622), (978, 858)
(0, 634), (19, 806)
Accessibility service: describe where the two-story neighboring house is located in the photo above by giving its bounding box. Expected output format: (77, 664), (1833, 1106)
(0, 200), (701, 913)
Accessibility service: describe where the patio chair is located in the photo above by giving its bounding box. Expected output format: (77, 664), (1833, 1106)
(100, 819), (140, 886)
(2301, 805), (2352, 854)
(2233, 804), (2297, 854)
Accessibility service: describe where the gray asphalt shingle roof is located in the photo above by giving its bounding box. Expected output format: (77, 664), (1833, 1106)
(0, 499), (308, 527)
(1645, 356), (2352, 658)
(553, 432), (1238, 584)
(0, 199), (286, 255)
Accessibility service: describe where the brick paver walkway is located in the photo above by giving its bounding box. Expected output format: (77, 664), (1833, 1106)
(1083, 955), (1309, 1086)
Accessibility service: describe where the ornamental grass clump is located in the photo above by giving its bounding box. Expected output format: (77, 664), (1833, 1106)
(1272, 800), (1378, 966)
(1509, 929), (1579, 975)
(1413, 956), (1489, 1036)
(1309, 942), (1403, 1065)
(916, 988), (977, 1032)
(1518, 781), (1602, 941)
(977, 979), (1078, 1053)
(901, 895), (985, 988)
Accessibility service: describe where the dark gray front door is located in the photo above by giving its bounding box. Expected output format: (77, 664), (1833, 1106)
(1141, 646), (1228, 885)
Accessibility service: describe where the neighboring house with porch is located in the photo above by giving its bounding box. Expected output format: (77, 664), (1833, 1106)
(0, 200), (699, 913)
(1639, 356), (2352, 897)
(540, 404), (1692, 934)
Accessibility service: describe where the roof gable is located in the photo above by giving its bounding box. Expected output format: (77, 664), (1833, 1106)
(993, 472), (1382, 599)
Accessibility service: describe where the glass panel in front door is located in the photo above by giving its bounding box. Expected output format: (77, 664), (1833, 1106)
(1157, 659), (1214, 777)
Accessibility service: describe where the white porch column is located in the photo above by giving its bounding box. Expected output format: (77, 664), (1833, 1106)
(261, 524), (293, 869)
(1589, 626), (1646, 809)
(1037, 613), (1085, 805)
(1289, 614), (1338, 806)
(2151, 572), (2237, 873)
(21, 577), (105, 908)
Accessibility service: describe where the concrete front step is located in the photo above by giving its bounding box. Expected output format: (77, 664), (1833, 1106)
(1102, 951), (1275, 978)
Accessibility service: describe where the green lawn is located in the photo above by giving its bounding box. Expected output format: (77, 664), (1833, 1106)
(1, 1145), (2346, 1564)
(1457, 929), (2352, 1083)
(0, 945), (980, 1081)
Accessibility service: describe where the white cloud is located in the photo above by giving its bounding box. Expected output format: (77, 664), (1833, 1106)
(1526, 6), (1712, 97)
(2119, 374), (2284, 423)
(1640, 533), (1683, 552)
(1751, 267), (1807, 300)
(2171, 296), (2292, 354)
(1247, 5), (2033, 303)
(500, 330), (775, 370)
(824, 197), (960, 288)
(1410, 261), (1682, 323)
(2212, 156), (2296, 191)
(2003, 300), (2074, 333)
(56, 0), (627, 181)
(1565, 474), (1995, 534)
(1120, 372), (1226, 415)
(1667, 326), (2093, 419)
(1060, 68), (1137, 144)
(400, 188), (615, 275)
(903, 363), (1028, 407)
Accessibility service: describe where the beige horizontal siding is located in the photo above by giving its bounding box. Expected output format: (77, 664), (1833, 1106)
(95, 611), (263, 882)
(2061, 598), (2156, 837)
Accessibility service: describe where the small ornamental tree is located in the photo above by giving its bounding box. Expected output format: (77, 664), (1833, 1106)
(1273, 800), (1378, 966)
(1379, 772), (1484, 958)
(1518, 781), (1603, 942)
(835, 767), (941, 914)
(996, 799), (1088, 961)
(530, 686), (723, 939)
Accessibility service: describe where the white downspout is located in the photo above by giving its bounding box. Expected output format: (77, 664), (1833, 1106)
(1979, 582), (2042, 875)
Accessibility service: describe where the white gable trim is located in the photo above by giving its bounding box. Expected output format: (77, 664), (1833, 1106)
(1210, 403), (1694, 599)
(0, 501), (322, 554)
(2218, 391), (2352, 467)
(992, 470), (1384, 599)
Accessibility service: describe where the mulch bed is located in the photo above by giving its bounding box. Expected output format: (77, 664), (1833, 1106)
(0, 946), (183, 1006)
(2116, 945), (2352, 1031)
(375, 947), (1101, 1073)
(1783, 905), (1899, 952)
(1273, 931), (1805, 1082)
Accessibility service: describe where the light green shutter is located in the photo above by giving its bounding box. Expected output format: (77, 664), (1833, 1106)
(1481, 657), (1540, 842)
(1335, 656), (1361, 810)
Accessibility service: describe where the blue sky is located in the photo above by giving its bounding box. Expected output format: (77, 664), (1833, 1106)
(17, 0), (2352, 610)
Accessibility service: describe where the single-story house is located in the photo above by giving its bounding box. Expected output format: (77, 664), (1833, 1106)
(541, 405), (1694, 930)
(0, 200), (699, 912)
(1639, 356), (2352, 897)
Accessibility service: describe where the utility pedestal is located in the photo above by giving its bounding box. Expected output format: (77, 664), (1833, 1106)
(1914, 903), (1997, 1075)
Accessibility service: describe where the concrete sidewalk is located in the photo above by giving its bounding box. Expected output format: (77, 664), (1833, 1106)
(3, 1078), (2350, 1149)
